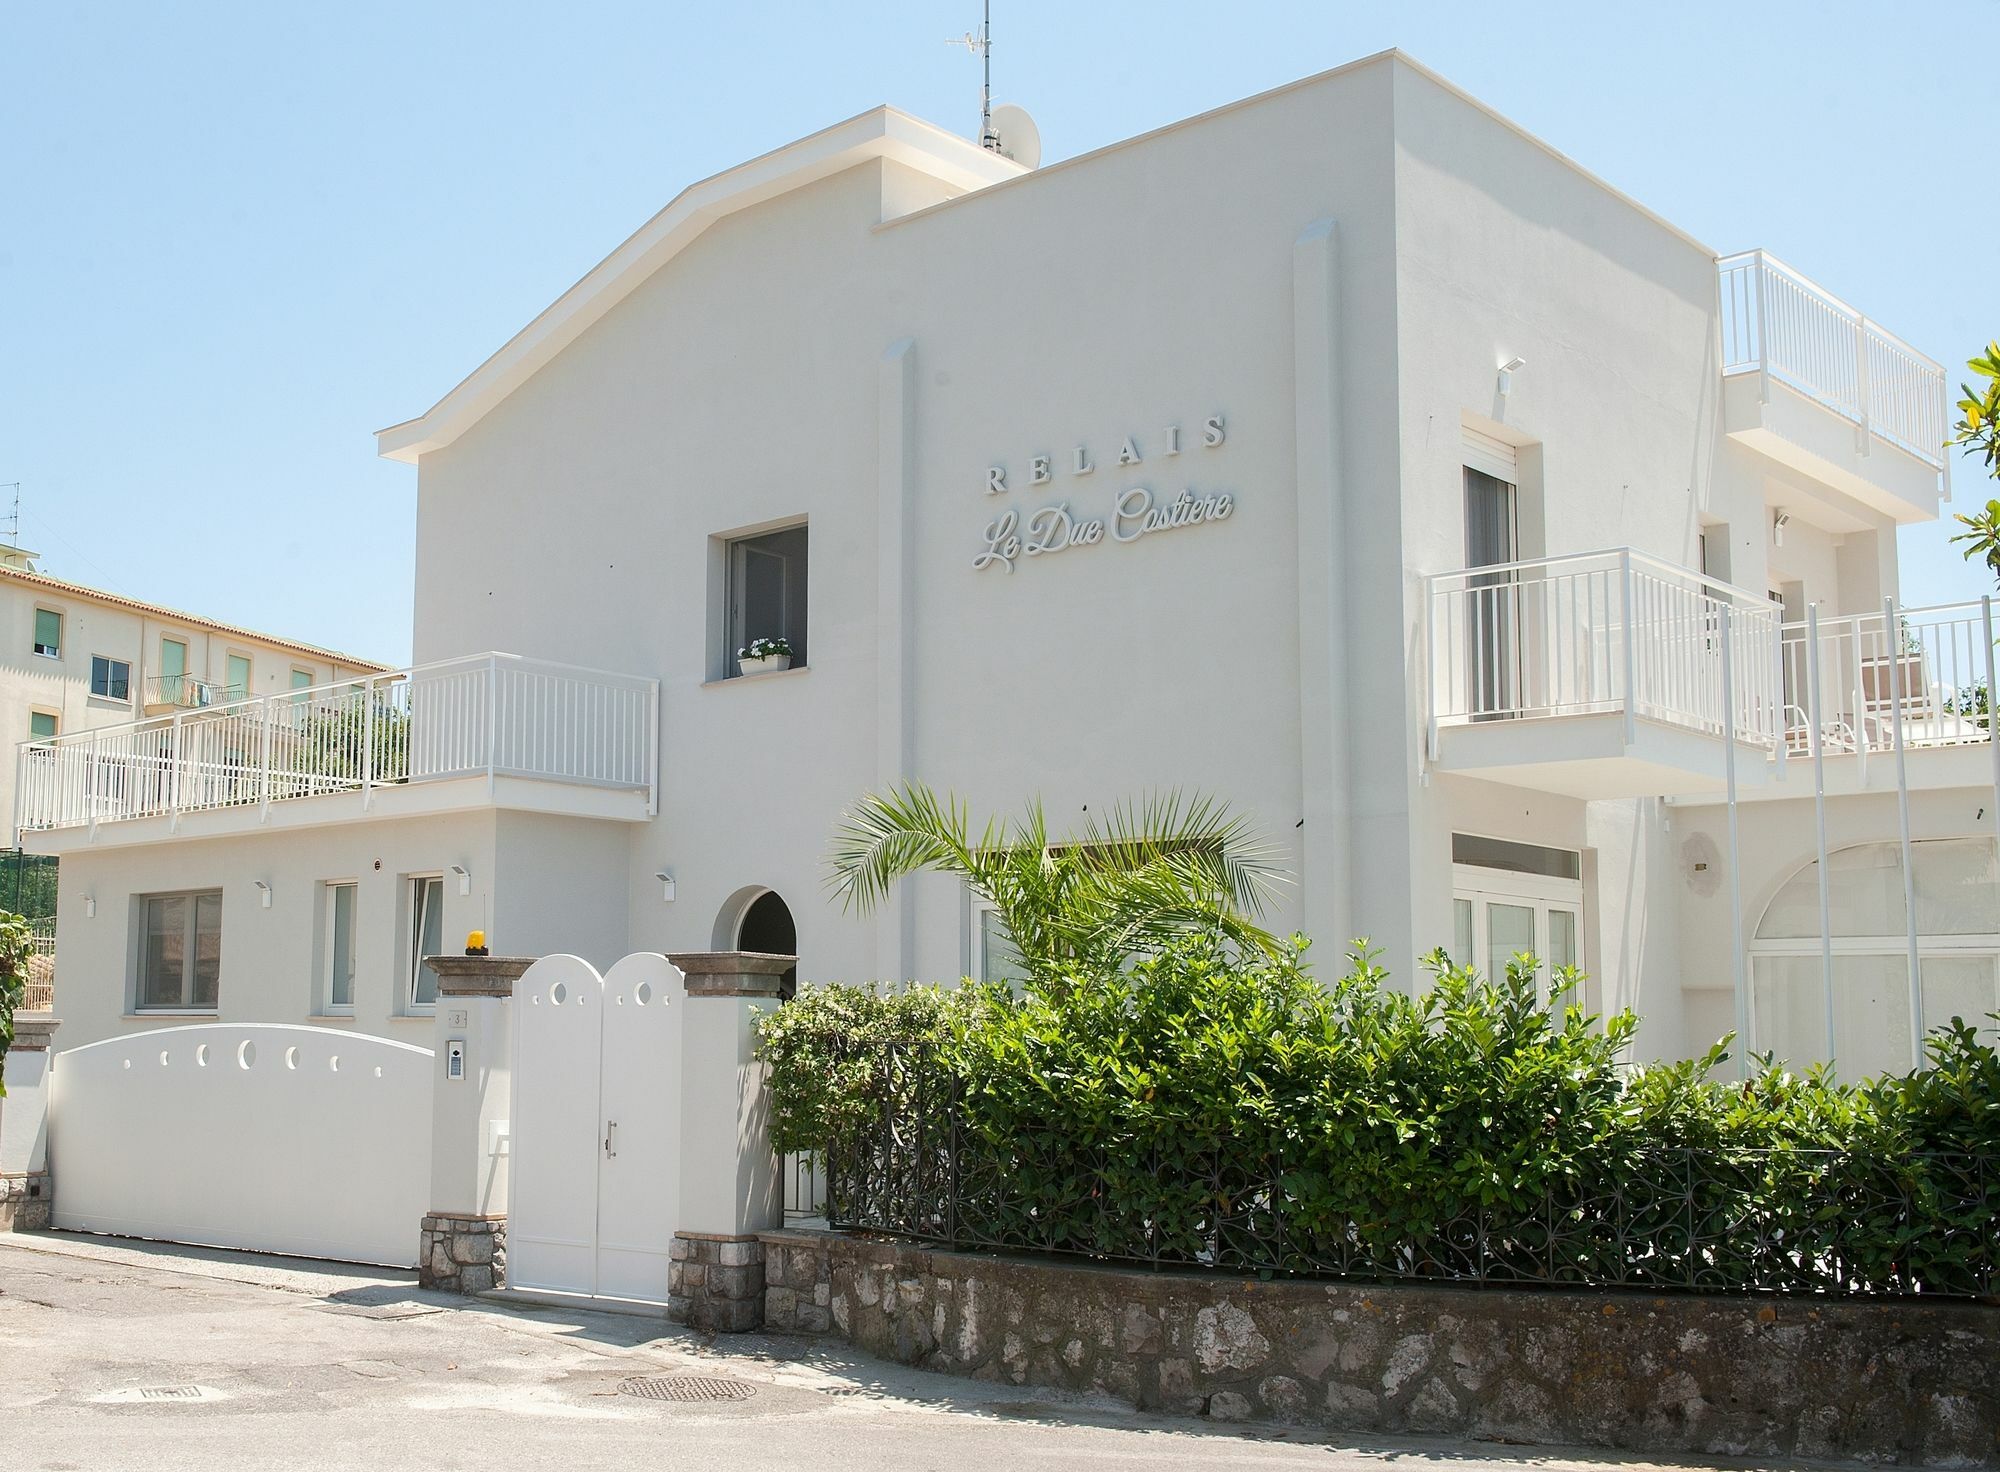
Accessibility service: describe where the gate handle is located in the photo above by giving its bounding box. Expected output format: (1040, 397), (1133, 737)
(604, 1120), (617, 1158)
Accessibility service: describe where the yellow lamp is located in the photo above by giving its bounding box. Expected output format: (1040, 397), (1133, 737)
(465, 929), (489, 957)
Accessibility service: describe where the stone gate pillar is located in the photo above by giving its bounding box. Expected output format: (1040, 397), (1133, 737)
(664, 950), (789, 1331)
(0, 1011), (59, 1231)
(419, 954), (533, 1293)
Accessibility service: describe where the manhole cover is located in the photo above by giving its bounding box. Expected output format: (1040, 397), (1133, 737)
(92, 1385), (223, 1404)
(140, 1387), (204, 1401)
(618, 1375), (758, 1404)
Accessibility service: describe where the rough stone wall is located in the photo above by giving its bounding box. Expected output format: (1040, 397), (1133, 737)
(0, 1172), (50, 1231)
(419, 1214), (505, 1294)
(759, 1228), (2000, 1467)
(669, 1232), (765, 1332)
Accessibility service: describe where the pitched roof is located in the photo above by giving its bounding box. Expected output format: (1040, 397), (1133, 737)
(375, 106), (1023, 463)
(4, 563), (391, 671)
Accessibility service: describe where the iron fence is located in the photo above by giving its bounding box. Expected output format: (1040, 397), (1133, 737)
(823, 1043), (1997, 1298)
(0, 849), (56, 924)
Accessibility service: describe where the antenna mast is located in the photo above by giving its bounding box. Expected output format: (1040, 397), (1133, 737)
(0, 484), (18, 547)
(951, 2), (997, 151)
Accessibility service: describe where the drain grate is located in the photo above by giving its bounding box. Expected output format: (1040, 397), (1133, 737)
(139, 1387), (204, 1401)
(618, 1375), (758, 1404)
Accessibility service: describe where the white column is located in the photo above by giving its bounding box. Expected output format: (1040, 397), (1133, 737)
(875, 338), (917, 985)
(425, 956), (527, 1218)
(0, 1013), (58, 1230)
(1292, 219), (1352, 954)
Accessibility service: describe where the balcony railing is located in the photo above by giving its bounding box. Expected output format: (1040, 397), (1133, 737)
(18, 653), (659, 834)
(1425, 549), (1783, 755)
(144, 674), (216, 710)
(1718, 250), (1949, 472)
(1780, 602), (1996, 759)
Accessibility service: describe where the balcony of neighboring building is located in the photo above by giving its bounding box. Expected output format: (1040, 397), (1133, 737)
(142, 673), (219, 713)
(16, 652), (659, 851)
(1718, 251), (1950, 522)
(1424, 549), (1782, 800)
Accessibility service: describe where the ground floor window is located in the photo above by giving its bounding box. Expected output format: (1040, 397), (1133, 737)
(1450, 834), (1583, 998)
(407, 875), (444, 1009)
(140, 891), (221, 1009)
(323, 881), (356, 1011)
(972, 901), (1029, 989)
(1750, 838), (2000, 1078)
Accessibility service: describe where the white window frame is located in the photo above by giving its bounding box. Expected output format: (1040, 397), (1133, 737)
(721, 522), (808, 678)
(1451, 861), (1584, 1001)
(968, 898), (1028, 989)
(29, 707), (59, 741)
(405, 873), (446, 1012)
(136, 889), (223, 1013)
(89, 654), (132, 702)
(32, 605), (62, 659)
(321, 880), (358, 1014)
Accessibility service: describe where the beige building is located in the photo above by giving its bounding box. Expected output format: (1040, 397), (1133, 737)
(3, 545), (388, 844)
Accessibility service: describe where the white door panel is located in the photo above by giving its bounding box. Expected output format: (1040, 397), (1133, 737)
(508, 955), (605, 1296)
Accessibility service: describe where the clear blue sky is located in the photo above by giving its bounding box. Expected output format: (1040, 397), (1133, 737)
(4, 2), (1993, 665)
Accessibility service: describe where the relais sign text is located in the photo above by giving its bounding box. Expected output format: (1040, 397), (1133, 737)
(973, 414), (1238, 573)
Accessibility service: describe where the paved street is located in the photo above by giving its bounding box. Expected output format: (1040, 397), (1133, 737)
(1, 1233), (1815, 1471)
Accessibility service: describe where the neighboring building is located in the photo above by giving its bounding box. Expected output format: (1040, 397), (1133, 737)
(3, 547), (389, 847)
(20, 51), (1992, 1081)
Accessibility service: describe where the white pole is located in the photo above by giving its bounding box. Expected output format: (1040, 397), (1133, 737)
(1884, 597), (1923, 1070)
(1722, 607), (1748, 1079)
(1806, 605), (1835, 1068)
(1985, 596), (2000, 876)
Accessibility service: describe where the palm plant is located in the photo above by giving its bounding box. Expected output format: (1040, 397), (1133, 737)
(826, 782), (1290, 986)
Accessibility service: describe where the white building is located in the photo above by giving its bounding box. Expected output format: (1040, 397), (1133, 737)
(21, 52), (1991, 1081)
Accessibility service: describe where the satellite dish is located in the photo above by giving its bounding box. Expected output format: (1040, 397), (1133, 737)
(988, 103), (1042, 168)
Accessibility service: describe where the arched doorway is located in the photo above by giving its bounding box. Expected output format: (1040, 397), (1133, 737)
(732, 889), (797, 1001)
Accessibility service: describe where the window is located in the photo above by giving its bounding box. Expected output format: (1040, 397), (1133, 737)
(407, 875), (445, 1009)
(1750, 838), (2000, 1079)
(90, 655), (132, 701)
(32, 607), (61, 658)
(323, 882), (357, 1011)
(725, 525), (808, 674)
(159, 637), (189, 704)
(225, 653), (252, 702)
(291, 668), (314, 704)
(1450, 833), (1584, 999)
(973, 902), (1029, 989)
(29, 710), (58, 741)
(140, 892), (222, 1010)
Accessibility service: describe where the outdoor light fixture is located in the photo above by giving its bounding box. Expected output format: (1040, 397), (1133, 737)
(1498, 356), (1527, 395)
(450, 863), (470, 896)
(1774, 510), (1792, 547)
(655, 870), (677, 903)
(85, 894), (96, 919)
(253, 880), (272, 909)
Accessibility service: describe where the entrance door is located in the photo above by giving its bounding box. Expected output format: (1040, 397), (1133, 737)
(509, 953), (680, 1303)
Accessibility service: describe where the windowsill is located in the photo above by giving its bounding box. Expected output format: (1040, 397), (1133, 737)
(86, 695), (134, 711)
(702, 665), (810, 689)
(388, 1013), (434, 1024)
(123, 1010), (219, 1020)
(32, 651), (61, 662)
(307, 1013), (358, 1024)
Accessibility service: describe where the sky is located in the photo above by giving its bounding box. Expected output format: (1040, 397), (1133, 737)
(3, 1), (1995, 666)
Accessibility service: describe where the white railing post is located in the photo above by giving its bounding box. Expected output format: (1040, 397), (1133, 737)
(485, 655), (499, 799)
(1985, 597), (2000, 876)
(168, 710), (184, 832)
(1721, 606), (1748, 1080)
(1884, 597), (1923, 1070)
(1423, 580), (1440, 762)
(1854, 313), (1872, 455)
(1753, 251), (1772, 405)
(259, 696), (273, 821)
(1805, 605), (1835, 1067)
(363, 676), (376, 810)
(646, 678), (661, 816)
(1618, 549), (1638, 746)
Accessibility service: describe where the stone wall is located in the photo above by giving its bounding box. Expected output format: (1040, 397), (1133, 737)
(669, 1231), (765, 1332)
(419, 1214), (505, 1294)
(0, 1171), (50, 1231)
(759, 1227), (2000, 1466)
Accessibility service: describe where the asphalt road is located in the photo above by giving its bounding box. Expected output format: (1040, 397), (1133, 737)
(0, 1232), (1809, 1471)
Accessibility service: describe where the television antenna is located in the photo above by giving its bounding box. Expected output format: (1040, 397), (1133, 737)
(949, 2), (998, 151)
(0, 484), (18, 546)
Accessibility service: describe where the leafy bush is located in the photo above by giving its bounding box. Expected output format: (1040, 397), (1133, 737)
(0, 910), (33, 1096)
(763, 937), (2000, 1294)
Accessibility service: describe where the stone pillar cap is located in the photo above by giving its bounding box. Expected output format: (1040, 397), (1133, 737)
(667, 950), (796, 997)
(424, 955), (536, 997)
(8, 1013), (61, 1049)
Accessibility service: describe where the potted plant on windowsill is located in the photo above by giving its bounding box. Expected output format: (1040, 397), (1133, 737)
(738, 636), (794, 676)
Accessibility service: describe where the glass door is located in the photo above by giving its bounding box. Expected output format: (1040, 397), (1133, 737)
(1464, 468), (1519, 719)
(1451, 866), (1586, 1003)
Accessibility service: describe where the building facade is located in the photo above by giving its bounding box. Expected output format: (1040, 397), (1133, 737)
(22, 52), (1989, 1080)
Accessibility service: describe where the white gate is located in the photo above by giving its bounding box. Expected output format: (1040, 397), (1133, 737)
(51, 1023), (432, 1267)
(508, 953), (680, 1303)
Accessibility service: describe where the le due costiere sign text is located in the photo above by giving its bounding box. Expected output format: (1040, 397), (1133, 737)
(973, 415), (1236, 573)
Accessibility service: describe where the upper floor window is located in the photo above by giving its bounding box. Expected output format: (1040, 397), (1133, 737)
(726, 525), (808, 676)
(291, 668), (314, 703)
(32, 607), (61, 658)
(140, 891), (222, 1010)
(29, 709), (58, 741)
(91, 655), (132, 701)
(225, 653), (252, 701)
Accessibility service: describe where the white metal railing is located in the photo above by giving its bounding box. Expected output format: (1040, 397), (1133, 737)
(144, 673), (216, 710)
(16, 653), (659, 834)
(1718, 250), (1949, 472)
(1780, 602), (1995, 761)
(1425, 548), (1783, 755)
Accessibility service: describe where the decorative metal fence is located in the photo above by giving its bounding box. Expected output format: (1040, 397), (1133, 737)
(823, 1044), (1997, 1298)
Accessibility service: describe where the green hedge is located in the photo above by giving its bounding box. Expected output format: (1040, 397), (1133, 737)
(759, 939), (2000, 1294)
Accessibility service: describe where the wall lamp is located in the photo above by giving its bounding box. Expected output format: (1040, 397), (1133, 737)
(450, 864), (470, 897)
(85, 894), (97, 919)
(253, 880), (272, 909)
(1773, 510), (1792, 548)
(655, 870), (677, 903)
(1498, 356), (1527, 396)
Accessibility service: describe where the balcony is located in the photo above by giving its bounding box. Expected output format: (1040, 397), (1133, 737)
(18, 653), (659, 847)
(142, 674), (217, 713)
(1718, 251), (1949, 521)
(1424, 550), (1781, 800)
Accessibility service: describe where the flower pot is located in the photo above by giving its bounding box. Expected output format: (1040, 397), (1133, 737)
(739, 653), (792, 676)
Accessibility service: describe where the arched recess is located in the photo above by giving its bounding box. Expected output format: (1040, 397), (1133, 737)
(711, 885), (798, 1001)
(1748, 837), (1999, 1078)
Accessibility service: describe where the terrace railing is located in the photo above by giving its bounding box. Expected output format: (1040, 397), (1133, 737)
(1425, 549), (1782, 756)
(1718, 249), (1949, 472)
(1780, 602), (1996, 760)
(17, 653), (659, 834)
